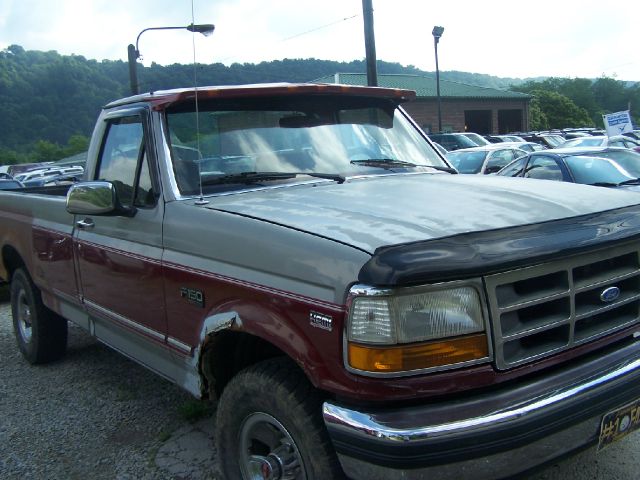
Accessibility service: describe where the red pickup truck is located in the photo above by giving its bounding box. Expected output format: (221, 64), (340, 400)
(1, 83), (640, 479)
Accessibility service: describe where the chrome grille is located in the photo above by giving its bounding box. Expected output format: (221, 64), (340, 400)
(485, 243), (640, 370)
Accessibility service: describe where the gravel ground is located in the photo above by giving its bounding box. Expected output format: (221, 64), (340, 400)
(0, 284), (638, 480)
(0, 286), (219, 480)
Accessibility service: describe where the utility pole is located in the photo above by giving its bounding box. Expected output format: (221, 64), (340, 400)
(362, 0), (378, 87)
(127, 44), (139, 95)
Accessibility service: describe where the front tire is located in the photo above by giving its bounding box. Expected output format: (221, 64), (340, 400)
(215, 358), (345, 480)
(11, 268), (68, 364)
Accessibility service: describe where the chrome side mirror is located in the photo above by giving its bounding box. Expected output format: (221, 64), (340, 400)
(66, 181), (135, 217)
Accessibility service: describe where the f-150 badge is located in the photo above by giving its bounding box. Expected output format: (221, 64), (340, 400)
(180, 287), (205, 308)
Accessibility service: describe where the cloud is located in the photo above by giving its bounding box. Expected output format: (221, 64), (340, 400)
(0, 0), (638, 80)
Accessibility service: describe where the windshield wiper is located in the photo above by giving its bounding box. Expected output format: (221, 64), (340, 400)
(350, 158), (456, 174)
(350, 158), (417, 169)
(424, 165), (458, 174)
(587, 181), (621, 187)
(616, 178), (640, 186)
(201, 171), (345, 185)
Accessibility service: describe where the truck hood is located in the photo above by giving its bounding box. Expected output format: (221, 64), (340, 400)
(205, 173), (640, 253)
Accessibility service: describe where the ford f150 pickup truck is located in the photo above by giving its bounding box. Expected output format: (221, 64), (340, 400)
(1, 83), (640, 480)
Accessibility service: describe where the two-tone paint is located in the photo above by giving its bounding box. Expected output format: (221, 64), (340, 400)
(1, 84), (640, 408)
(2, 84), (640, 479)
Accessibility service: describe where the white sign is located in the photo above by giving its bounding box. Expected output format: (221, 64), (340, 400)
(602, 110), (633, 137)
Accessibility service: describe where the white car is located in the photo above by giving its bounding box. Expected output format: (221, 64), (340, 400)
(15, 166), (84, 183)
(445, 145), (528, 174)
(561, 135), (640, 150)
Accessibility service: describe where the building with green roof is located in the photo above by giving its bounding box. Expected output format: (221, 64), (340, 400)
(313, 73), (531, 134)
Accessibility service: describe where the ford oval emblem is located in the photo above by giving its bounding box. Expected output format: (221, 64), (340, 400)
(600, 286), (621, 303)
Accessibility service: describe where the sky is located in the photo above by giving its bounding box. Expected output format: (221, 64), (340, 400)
(1, 0), (638, 82)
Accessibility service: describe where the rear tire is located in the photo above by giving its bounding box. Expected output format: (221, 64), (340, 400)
(11, 268), (67, 364)
(215, 357), (345, 480)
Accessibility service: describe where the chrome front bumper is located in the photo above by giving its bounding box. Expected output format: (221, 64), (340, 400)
(323, 339), (640, 480)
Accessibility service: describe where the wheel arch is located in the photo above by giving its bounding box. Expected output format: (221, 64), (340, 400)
(195, 300), (338, 401)
(1, 244), (27, 282)
(200, 329), (289, 399)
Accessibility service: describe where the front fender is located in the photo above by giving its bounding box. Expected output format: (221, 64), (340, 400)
(196, 296), (346, 391)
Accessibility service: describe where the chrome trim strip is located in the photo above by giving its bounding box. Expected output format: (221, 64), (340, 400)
(50, 288), (82, 307)
(163, 260), (345, 313)
(167, 336), (193, 354)
(84, 300), (165, 341)
(323, 357), (640, 444)
(75, 238), (163, 266)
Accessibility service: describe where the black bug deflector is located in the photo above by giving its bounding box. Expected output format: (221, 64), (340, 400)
(359, 204), (640, 287)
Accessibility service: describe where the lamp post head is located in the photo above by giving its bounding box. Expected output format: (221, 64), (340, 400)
(186, 23), (215, 36)
(135, 23), (216, 53)
(128, 22), (215, 95)
(432, 26), (444, 42)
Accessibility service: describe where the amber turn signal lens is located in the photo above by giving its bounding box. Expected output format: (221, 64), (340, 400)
(348, 334), (489, 373)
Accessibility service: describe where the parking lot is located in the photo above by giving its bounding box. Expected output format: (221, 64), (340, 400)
(0, 285), (638, 480)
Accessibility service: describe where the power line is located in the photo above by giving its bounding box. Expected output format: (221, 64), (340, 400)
(218, 13), (360, 64)
(281, 14), (359, 42)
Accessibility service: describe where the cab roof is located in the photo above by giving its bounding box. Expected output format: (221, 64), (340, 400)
(105, 82), (416, 110)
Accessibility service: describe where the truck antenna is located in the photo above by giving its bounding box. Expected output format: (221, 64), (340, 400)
(191, 0), (209, 206)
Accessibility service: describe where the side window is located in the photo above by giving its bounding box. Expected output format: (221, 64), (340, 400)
(485, 150), (515, 174)
(97, 115), (155, 208)
(499, 156), (527, 177)
(524, 156), (563, 181)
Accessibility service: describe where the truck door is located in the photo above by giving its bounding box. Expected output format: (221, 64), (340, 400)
(73, 110), (167, 343)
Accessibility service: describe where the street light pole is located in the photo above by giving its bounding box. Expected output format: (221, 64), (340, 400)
(127, 23), (215, 95)
(432, 26), (444, 133)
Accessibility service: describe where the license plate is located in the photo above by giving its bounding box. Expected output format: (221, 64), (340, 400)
(597, 398), (640, 451)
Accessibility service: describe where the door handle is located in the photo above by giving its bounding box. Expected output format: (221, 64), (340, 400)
(76, 218), (95, 230)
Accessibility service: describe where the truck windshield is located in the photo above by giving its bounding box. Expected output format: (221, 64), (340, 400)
(165, 95), (447, 194)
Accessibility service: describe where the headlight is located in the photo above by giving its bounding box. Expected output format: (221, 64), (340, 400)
(346, 283), (491, 375)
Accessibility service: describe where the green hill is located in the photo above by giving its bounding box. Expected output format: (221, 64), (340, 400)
(0, 44), (528, 157)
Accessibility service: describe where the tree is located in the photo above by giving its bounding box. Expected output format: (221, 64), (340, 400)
(593, 76), (629, 114)
(63, 134), (90, 157)
(528, 98), (549, 131)
(530, 90), (593, 128)
(33, 140), (63, 162)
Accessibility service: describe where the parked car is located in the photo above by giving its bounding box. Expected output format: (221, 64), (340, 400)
(459, 132), (491, 146)
(498, 141), (547, 153)
(14, 165), (84, 183)
(446, 145), (528, 174)
(623, 130), (640, 141)
(561, 131), (590, 139)
(545, 147), (640, 176)
(486, 134), (526, 143)
(428, 133), (479, 151)
(561, 135), (640, 152)
(22, 172), (83, 188)
(0, 179), (24, 190)
(521, 133), (566, 148)
(431, 142), (448, 156)
(6, 162), (54, 177)
(497, 151), (640, 191)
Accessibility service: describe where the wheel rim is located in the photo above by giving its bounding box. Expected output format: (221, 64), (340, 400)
(16, 288), (33, 343)
(239, 412), (307, 480)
